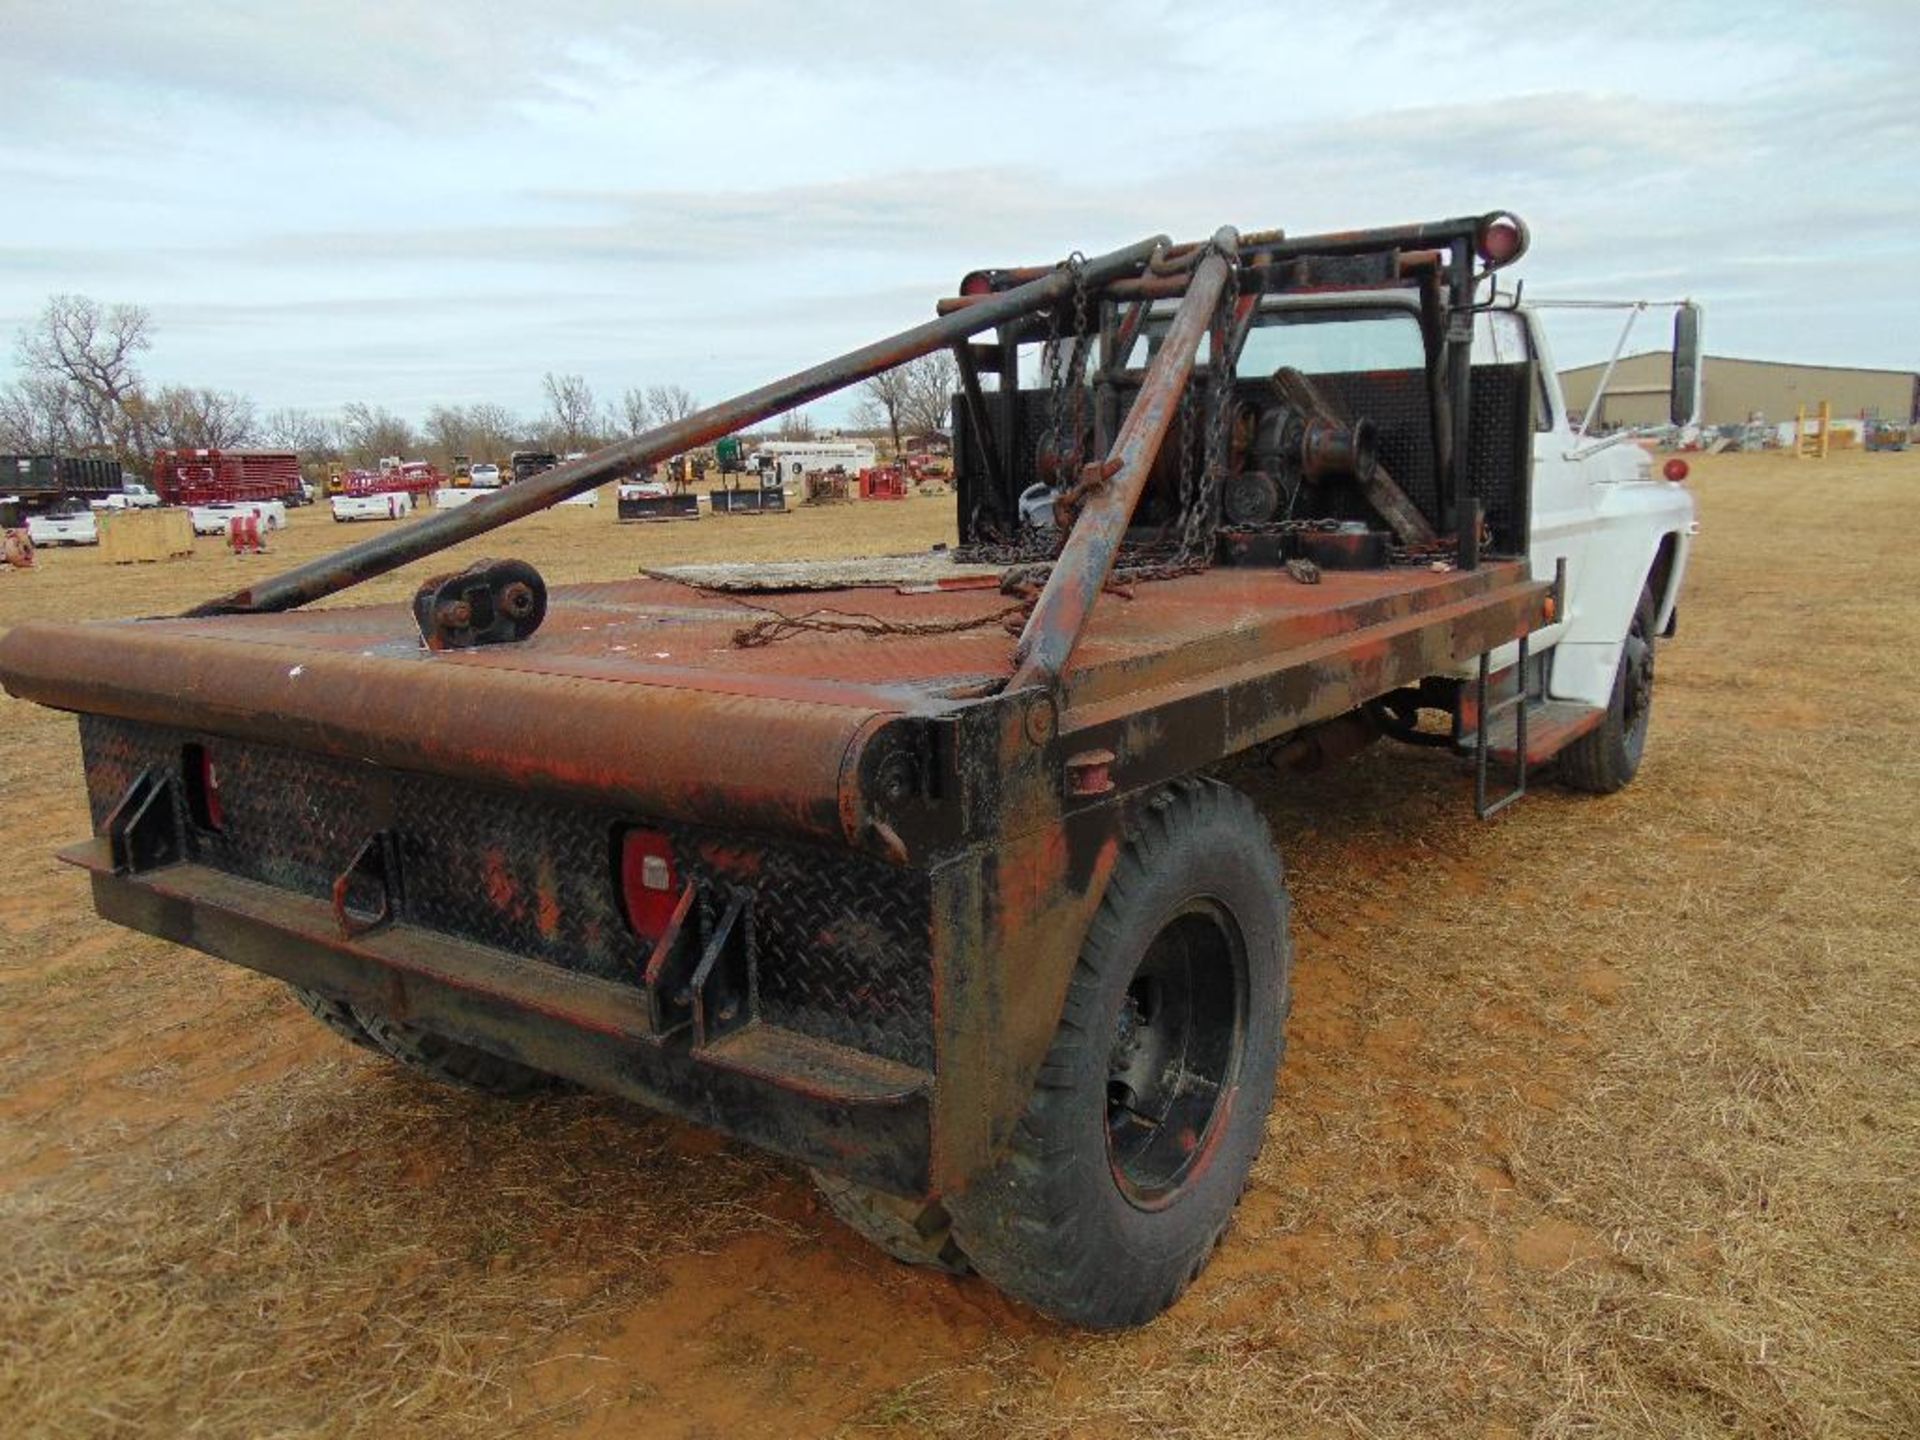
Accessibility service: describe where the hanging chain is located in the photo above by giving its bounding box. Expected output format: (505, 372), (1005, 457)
(1034, 252), (1091, 487)
(1176, 240), (1240, 566)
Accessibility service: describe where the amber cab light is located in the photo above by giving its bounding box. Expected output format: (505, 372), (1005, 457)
(1663, 457), (1690, 483)
(617, 828), (679, 942)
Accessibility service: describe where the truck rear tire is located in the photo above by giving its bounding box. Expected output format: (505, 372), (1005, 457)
(946, 777), (1292, 1329)
(289, 984), (384, 1054)
(1559, 585), (1657, 794)
(290, 984), (552, 1096)
(810, 1171), (969, 1273)
(354, 1011), (554, 1097)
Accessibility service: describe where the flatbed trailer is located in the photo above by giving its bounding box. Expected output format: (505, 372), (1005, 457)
(0, 212), (1690, 1329)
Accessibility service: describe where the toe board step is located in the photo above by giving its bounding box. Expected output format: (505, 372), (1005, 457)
(1484, 701), (1606, 766)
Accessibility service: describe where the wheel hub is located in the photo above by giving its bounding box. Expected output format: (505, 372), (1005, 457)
(1105, 904), (1247, 1206)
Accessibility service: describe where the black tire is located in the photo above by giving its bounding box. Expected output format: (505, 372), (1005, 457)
(289, 985), (384, 1054)
(1559, 584), (1657, 794)
(810, 1170), (969, 1273)
(354, 1011), (553, 1097)
(946, 777), (1292, 1329)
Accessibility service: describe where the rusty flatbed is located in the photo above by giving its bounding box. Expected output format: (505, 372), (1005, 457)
(0, 558), (1547, 859)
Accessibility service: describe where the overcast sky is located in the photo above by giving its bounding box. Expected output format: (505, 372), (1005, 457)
(3, 0), (1914, 428)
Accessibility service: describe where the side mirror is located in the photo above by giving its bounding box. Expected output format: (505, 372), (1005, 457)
(1670, 303), (1702, 426)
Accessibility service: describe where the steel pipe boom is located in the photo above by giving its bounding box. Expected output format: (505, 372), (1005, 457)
(189, 234), (1171, 616)
(1007, 227), (1239, 694)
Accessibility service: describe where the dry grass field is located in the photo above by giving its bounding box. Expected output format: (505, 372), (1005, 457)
(1, 454), (1914, 1438)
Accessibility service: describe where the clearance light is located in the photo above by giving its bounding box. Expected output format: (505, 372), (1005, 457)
(617, 828), (680, 942)
(959, 270), (995, 297)
(1475, 213), (1529, 268)
(1663, 458), (1690, 483)
(183, 742), (224, 831)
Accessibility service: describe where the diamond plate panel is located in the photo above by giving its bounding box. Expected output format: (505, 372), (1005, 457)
(75, 717), (935, 1067)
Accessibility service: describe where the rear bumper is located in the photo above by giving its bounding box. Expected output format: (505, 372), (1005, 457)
(67, 840), (933, 1195)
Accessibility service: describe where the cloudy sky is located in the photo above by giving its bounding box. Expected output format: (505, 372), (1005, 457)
(3, 0), (1913, 428)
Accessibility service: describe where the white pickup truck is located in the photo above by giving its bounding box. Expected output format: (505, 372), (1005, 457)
(329, 491), (416, 523)
(188, 500), (290, 537)
(90, 481), (162, 511)
(24, 506), (99, 546)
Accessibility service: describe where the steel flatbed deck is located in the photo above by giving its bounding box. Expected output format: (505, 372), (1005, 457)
(0, 557), (1548, 862)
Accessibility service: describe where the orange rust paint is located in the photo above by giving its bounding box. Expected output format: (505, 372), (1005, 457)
(535, 854), (562, 941)
(481, 848), (520, 915)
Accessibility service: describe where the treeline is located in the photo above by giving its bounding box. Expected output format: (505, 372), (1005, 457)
(0, 292), (955, 475)
(0, 295), (720, 473)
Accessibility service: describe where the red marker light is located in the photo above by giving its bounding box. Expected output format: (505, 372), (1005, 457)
(959, 270), (995, 297)
(184, 742), (224, 831)
(1663, 458), (1690, 483)
(617, 828), (679, 942)
(1475, 214), (1529, 268)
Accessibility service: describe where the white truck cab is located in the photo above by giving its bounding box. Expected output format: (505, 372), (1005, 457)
(1464, 300), (1698, 712)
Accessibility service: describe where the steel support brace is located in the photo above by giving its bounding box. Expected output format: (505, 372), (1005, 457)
(1006, 227), (1240, 694)
(191, 235), (1170, 617)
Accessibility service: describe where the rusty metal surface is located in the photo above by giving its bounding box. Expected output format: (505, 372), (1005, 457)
(3, 557), (1547, 853)
(1008, 227), (1238, 692)
(72, 844), (933, 1194)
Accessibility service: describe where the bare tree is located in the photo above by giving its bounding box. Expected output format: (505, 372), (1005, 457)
(543, 372), (597, 453)
(465, 402), (522, 461)
(13, 294), (153, 455)
(853, 366), (914, 456)
(900, 352), (958, 441)
(0, 375), (88, 452)
(617, 386), (652, 437)
(775, 408), (817, 441)
(261, 406), (339, 459)
(140, 385), (256, 451)
(338, 402), (417, 465)
(645, 383), (698, 425)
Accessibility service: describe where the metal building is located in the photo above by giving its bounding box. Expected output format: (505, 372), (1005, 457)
(1560, 352), (1920, 429)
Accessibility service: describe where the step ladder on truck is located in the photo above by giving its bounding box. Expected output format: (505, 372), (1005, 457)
(0, 210), (1696, 1330)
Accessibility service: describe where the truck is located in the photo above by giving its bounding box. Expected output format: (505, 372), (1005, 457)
(0, 212), (1695, 1329)
(1, 453), (128, 515)
(152, 449), (304, 507)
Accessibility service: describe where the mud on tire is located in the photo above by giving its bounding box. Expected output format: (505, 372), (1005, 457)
(946, 776), (1292, 1329)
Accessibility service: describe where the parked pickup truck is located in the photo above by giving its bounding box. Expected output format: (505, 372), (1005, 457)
(330, 491), (416, 523)
(91, 481), (162, 511)
(24, 503), (99, 546)
(0, 213), (1695, 1328)
(188, 500), (289, 537)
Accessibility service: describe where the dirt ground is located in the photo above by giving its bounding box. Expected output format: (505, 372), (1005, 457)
(1, 456), (1914, 1438)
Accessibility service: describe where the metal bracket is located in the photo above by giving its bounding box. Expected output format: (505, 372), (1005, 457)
(331, 832), (400, 939)
(637, 882), (755, 1045)
(690, 891), (754, 1047)
(411, 557), (548, 650)
(105, 767), (182, 875)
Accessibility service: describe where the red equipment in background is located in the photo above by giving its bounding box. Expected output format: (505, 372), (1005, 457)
(153, 449), (302, 506)
(857, 465), (909, 500)
(343, 460), (443, 497)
